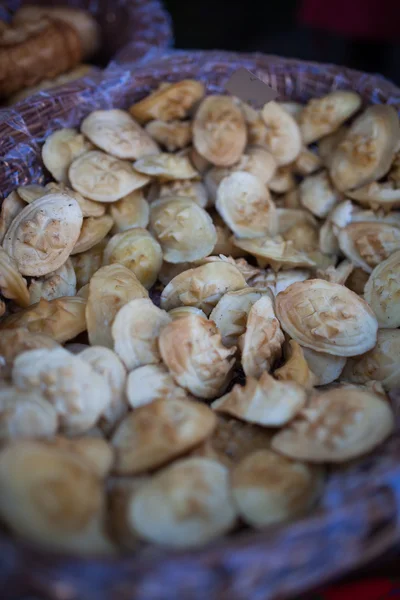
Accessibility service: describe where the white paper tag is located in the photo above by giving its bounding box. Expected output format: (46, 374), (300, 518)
(225, 67), (278, 108)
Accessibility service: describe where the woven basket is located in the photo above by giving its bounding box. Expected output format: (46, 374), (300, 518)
(0, 50), (400, 600)
(1, 0), (173, 67)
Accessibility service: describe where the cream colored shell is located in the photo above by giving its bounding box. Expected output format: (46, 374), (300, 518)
(238, 100), (269, 146)
(126, 363), (188, 408)
(212, 371), (306, 427)
(0, 328), (60, 379)
(45, 436), (114, 479)
(168, 306), (208, 321)
(103, 228), (162, 289)
(248, 268), (309, 296)
(302, 346), (346, 386)
(364, 250), (400, 328)
(216, 171), (278, 238)
(342, 329), (400, 391)
(209, 146), (277, 186)
(109, 190), (150, 233)
(79, 346), (128, 432)
(160, 261), (247, 315)
(12, 348), (112, 434)
(71, 215), (113, 255)
(129, 457), (236, 548)
(145, 120), (192, 152)
(274, 340), (318, 390)
(86, 264), (148, 348)
(209, 288), (267, 347)
(279, 101), (304, 119)
(42, 128), (93, 183)
(133, 153), (198, 181)
(46, 182), (106, 218)
(299, 170), (340, 218)
(268, 165), (296, 193)
(261, 101), (302, 166)
(111, 398), (216, 474)
(3, 193), (83, 277)
(193, 95), (247, 167)
(346, 181), (400, 209)
(298, 91), (361, 144)
(271, 387), (394, 462)
(69, 150), (149, 202)
(0, 247), (30, 307)
(293, 147), (322, 176)
(150, 197), (216, 263)
(17, 184), (47, 203)
(338, 222), (400, 273)
(71, 239), (106, 288)
(275, 279), (378, 357)
(158, 315), (236, 399)
(0, 386), (58, 442)
(28, 258), (76, 305)
(129, 80), (205, 124)
(0, 440), (114, 555)
(330, 105), (400, 192)
(231, 449), (323, 527)
(159, 180), (208, 209)
(232, 236), (316, 271)
(0, 297), (87, 343)
(81, 109), (159, 160)
(112, 298), (171, 371)
(316, 260), (354, 286)
(318, 125), (348, 167)
(0, 191), (25, 244)
(239, 294), (285, 378)
(189, 414), (274, 468)
(277, 208), (318, 235)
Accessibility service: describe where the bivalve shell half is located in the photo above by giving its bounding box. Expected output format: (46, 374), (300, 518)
(275, 279), (378, 356)
(193, 95), (247, 167)
(3, 193), (82, 277)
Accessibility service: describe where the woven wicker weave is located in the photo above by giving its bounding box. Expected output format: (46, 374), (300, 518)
(0, 50), (400, 600)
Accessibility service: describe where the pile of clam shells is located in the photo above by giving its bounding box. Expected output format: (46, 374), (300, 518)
(0, 80), (398, 554)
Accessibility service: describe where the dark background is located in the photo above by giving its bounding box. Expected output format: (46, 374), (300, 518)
(164, 0), (400, 85)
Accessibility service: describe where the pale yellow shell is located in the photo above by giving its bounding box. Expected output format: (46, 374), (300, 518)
(150, 197), (216, 263)
(71, 215), (113, 255)
(3, 193), (83, 277)
(81, 109), (159, 160)
(42, 128), (93, 183)
(0, 297), (87, 343)
(112, 298), (171, 371)
(86, 264), (148, 348)
(28, 258), (76, 305)
(69, 150), (150, 202)
(231, 449), (324, 527)
(130, 80), (205, 124)
(275, 279), (378, 356)
(158, 315), (236, 399)
(12, 347), (112, 434)
(111, 399), (216, 474)
(129, 457), (236, 548)
(272, 386), (394, 462)
(193, 95), (247, 167)
(342, 329), (400, 391)
(103, 228), (162, 289)
(298, 91), (361, 144)
(212, 371), (306, 427)
(364, 249), (400, 328)
(216, 171), (278, 238)
(160, 261), (247, 315)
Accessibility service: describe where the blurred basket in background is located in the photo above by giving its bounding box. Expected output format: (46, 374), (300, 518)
(0, 48), (400, 600)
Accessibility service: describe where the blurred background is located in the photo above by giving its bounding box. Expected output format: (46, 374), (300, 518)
(164, 0), (400, 85)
